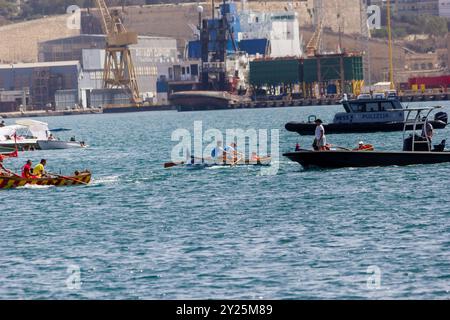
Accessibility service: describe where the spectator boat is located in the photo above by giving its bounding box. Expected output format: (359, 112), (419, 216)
(284, 106), (450, 169)
(0, 120), (86, 150)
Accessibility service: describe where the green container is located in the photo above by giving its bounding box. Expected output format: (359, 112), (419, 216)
(303, 58), (318, 83)
(320, 57), (342, 81)
(249, 59), (300, 86)
(302, 55), (364, 84)
(344, 56), (364, 81)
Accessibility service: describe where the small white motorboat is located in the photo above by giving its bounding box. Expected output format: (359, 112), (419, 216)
(37, 140), (87, 150)
(12, 119), (87, 151)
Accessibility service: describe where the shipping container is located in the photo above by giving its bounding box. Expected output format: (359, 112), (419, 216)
(249, 59), (301, 86)
(408, 75), (450, 89)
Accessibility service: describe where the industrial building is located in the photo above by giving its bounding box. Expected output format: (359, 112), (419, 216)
(0, 61), (80, 110)
(238, 9), (303, 58)
(369, 0), (450, 18)
(35, 34), (199, 109)
(0, 89), (30, 113)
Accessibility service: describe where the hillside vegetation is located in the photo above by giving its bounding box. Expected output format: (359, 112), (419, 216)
(0, 0), (149, 21)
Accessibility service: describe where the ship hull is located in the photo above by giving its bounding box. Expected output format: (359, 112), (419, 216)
(284, 150), (450, 169)
(170, 91), (248, 112)
(285, 120), (447, 135)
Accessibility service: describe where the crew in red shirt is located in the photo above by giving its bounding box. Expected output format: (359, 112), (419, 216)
(22, 160), (34, 178)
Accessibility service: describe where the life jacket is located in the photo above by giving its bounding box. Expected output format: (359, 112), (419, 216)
(357, 144), (374, 151)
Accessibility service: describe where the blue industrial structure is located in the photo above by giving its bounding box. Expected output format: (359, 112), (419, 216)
(186, 0), (266, 91)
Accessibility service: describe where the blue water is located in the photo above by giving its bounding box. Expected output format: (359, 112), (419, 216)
(0, 104), (449, 299)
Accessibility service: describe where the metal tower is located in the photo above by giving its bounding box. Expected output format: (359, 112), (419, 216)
(360, 0), (371, 87)
(95, 0), (142, 105)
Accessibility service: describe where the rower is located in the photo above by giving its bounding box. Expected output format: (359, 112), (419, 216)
(33, 159), (47, 178)
(0, 156), (15, 176)
(224, 142), (238, 163)
(22, 160), (34, 178)
(354, 141), (374, 151)
(211, 141), (225, 163)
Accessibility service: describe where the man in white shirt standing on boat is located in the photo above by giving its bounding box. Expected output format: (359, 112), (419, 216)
(314, 119), (326, 151)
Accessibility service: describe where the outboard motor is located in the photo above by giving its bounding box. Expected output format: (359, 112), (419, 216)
(403, 134), (430, 151)
(434, 111), (448, 124)
(433, 139), (446, 152)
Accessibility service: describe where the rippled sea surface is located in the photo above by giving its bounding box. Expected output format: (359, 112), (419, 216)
(0, 103), (449, 299)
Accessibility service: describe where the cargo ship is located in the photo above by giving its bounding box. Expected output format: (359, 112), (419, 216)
(169, 0), (303, 112)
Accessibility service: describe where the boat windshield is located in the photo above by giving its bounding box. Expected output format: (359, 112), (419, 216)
(346, 99), (402, 113)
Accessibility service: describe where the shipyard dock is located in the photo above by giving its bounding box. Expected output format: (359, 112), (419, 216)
(2, 92), (450, 118)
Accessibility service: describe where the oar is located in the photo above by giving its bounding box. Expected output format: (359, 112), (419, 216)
(0, 166), (20, 178)
(231, 157), (243, 166)
(47, 172), (89, 185)
(164, 161), (184, 168)
(164, 155), (214, 168)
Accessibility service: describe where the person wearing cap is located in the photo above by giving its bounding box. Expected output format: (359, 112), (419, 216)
(313, 119), (326, 151)
(354, 141), (374, 151)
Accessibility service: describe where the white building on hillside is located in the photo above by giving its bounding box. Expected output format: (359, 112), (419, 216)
(439, 1), (450, 18)
(238, 10), (303, 58)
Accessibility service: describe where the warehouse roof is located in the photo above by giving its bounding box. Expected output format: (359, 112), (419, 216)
(39, 34), (175, 45)
(0, 61), (80, 69)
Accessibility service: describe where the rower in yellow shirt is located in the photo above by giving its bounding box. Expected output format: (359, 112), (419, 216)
(33, 159), (47, 178)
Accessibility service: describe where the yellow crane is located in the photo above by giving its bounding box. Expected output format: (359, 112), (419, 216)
(94, 0), (142, 105)
(386, 0), (395, 90)
(306, 0), (323, 57)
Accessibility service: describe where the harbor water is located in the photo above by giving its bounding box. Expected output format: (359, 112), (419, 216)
(0, 104), (449, 299)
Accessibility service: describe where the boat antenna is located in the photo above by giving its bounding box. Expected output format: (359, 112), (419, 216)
(386, 0), (395, 90)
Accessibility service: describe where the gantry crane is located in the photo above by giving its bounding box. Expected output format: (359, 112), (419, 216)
(306, 0), (324, 57)
(95, 0), (142, 105)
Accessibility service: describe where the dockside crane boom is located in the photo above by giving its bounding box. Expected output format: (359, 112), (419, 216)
(94, 0), (142, 105)
(306, 0), (323, 57)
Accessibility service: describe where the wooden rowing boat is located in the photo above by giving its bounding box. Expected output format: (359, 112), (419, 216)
(0, 172), (91, 190)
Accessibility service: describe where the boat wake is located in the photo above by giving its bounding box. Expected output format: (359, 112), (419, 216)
(90, 175), (120, 186)
(17, 184), (55, 190)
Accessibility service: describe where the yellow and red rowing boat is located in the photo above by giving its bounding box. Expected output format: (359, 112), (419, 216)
(0, 172), (91, 190)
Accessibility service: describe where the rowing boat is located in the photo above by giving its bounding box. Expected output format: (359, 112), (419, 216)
(0, 172), (91, 190)
(184, 158), (272, 169)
